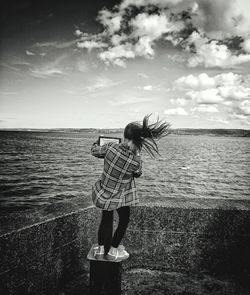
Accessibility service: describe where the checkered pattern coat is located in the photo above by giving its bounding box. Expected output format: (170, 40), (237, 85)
(91, 142), (142, 211)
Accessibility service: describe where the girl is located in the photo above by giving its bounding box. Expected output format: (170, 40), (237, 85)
(91, 114), (170, 261)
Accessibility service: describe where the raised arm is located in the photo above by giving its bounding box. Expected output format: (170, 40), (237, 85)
(91, 142), (112, 158)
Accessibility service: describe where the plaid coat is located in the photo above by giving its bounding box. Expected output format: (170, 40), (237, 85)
(91, 142), (142, 211)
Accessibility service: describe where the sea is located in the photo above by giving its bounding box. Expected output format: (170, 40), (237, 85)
(0, 130), (249, 214)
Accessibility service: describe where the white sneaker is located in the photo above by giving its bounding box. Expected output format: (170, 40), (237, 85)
(106, 246), (129, 261)
(93, 245), (104, 259)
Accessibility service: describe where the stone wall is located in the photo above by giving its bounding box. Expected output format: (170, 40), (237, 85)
(0, 197), (250, 294)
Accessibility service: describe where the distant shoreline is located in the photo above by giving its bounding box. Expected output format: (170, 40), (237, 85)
(0, 128), (249, 137)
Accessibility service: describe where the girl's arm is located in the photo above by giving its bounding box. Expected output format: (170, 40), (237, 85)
(132, 159), (142, 178)
(90, 142), (112, 158)
(127, 151), (143, 178)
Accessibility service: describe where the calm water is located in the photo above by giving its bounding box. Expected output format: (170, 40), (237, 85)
(0, 131), (249, 213)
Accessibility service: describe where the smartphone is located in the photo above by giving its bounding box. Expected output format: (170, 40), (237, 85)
(98, 136), (121, 146)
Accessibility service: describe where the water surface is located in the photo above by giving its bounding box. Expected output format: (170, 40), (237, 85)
(0, 131), (249, 213)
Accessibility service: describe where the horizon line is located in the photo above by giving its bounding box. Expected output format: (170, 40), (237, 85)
(0, 127), (249, 131)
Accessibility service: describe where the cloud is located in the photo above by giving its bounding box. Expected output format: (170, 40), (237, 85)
(130, 13), (177, 40)
(218, 85), (250, 101)
(175, 72), (250, 123)
(186, 32), (250, 68)
(186, 89), (224, 104)
(228, 99), (250, 125)
(30, 68), (64, 78)
(98, 43), (136, 67)
(29, 55), (67, 78)
(77, 40), (108, 51)
(0, 62), (20, 72)
(97, 8), (122, 35)
(143, 85), (153, 91)
(133, 36), (155, 58)
(175, 72), (216, 90)
(164, 107), (188, 115)
(175, 72), (243, 90)
(239, 100), (250, 115)
(74, 0), (250, 68)
(170, 98), (188, 106)
(241, 38), (250, 53)
(35, 40), (75, 49)
(26, 50), (35, 56)
(191, 105), (219, 113)
(74, 29), (83, 37)
(174, 72), (250, 102)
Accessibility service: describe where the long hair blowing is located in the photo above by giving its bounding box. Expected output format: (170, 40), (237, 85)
(124, 114), (171, 157)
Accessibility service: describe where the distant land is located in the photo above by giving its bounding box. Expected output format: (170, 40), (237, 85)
(0, 128), (249, 137)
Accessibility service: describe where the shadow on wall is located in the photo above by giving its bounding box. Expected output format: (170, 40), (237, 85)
(197, 209), (250, 288)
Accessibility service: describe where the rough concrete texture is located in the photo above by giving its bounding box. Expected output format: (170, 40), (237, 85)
(0, 197), (250, 294)
(0, 197), (100, 295)
(122, 200), (250, 288)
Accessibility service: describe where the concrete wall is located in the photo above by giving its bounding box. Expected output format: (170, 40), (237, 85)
(0, 198), (99, 295)
(0, 197), (250, 294)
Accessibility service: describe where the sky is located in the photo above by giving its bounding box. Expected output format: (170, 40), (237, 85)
(0, 0), (250, 129)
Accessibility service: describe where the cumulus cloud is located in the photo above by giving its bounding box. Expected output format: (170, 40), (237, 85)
(130, 13), (177, 40)
(98, 43), (136, 67)
(186, 89), (224, 104)
(74, 0), (250, 68)
(174, 71), (250, 123)
(241, 39), (250, 53)
(97, 8), (122, 35)
(175, 72), (243, 90)
(186, 32), (250, 68)
(175, 72), (216, 90)
(164, 107), (188, 115)
(175, 72), (250, 102)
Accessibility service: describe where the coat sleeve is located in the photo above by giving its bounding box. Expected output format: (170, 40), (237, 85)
(91, 142), (112, 158)
(127, 153), (143, 175)
(132, 158), (143, 178)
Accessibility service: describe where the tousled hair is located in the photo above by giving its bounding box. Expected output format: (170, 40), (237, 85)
(124, 114), (171, 157)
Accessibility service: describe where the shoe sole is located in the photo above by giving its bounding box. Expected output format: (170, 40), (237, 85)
(105, 253), (129, 261)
